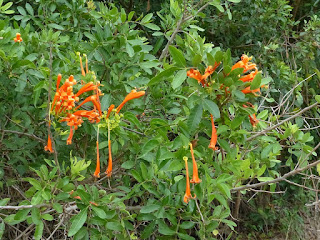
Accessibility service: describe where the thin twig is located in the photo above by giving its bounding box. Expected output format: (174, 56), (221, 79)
(46, 214), (65, 240)
(195, 199), (205, 223)
(15, 224), (35, 240)
(0, 129), (45, 143)
(121, 126), (145, 136)
(284, 179), (320, 192)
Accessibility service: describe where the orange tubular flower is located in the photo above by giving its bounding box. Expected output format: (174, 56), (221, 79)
(89, 201), (98, 206)
(75, 82), (94, 97)
(44, 135), (54, 153)
(94, 141), (100, 178)
(249, 114), (259, 128)
(56, 74), (62, 91)
(67, 126), (74, 145)
(239, 68), (258, 82)
(105, 140), (112, 177)
(241, 86), (261, 96)
(187, 69), (202, 82)
(187, 63), (220, 87)
(106, 104), (115, 119)
(208, 114), (218, 151)
(183, 156), (196, 204)
(243, 103), (259, 128)
(75, 95), (97, 110)
(116, 90), (145, 113)
(189, 143), (201, 184)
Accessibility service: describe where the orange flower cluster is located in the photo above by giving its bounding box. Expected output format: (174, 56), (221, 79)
(231, 54), (265, 95)
(45, 54), (146, 180)
(14, 33), (22, 43)
(49, 74), (102, 145)
(186, 54), (264, 153)
(187, 62), (220, 87)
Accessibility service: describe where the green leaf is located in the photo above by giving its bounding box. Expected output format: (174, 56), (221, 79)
(42, 214), (54, 221)
(178, 233), (195, 240)
(158, 220), (175, 235)
(141, 222), (156, 239)
(207, 52), (215, 66)
(228, 0), (241, 2)
(230, 115), (245, 130)
(121, 160), (135, 169)
(140, 162), (150, 180)
(17, 6), (26, 15)
(25, 3), (34, 16)
(141, 139), (159, 157)
(172, 70), (187, 89)
(0, 221), (4, 239)
(14, 209), (30, 221)
(12, 60), (36, 70)
(261, 77), (272, 85)
(68, 208), (88, 237)
(169, 46), (186, 67)
(209, 2), (224, 12)
(140, 204), (160, 213)
(203, 99), (220, 118)
(126, 42), (134, 57)
(180, 221), (195, 229)
(218, 139), (231, 153)
(34, 221), (44, 240)
(315, 95), (320, 103)
(131, 169), (143, 182)
(91, 206), (107, 219)
(148, 67), (179, 86)
(141, 13), (153, 23)
(217, 183), (231, 199)
(31, 208), (41, 225)
(106, 222), (123, 231)
(144, 23), (160, 30)
(212, 193), (228, 209)
(187, 104), (203, 132)
(24, 178), (42, 190)
(250, 72), (262, 90)
(257, 177), (274, 182)
(192, 54), (202, 67)
(47, 23), (64, 30)
(53, 203), (63, 213)
(167, 160), (183, 171)
(0, 198), (10, 206)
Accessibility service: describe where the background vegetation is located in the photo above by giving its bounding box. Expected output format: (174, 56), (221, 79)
(0, 0), (319, 239)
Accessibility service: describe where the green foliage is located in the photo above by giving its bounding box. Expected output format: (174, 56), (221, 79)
(0, 0), (319, 239)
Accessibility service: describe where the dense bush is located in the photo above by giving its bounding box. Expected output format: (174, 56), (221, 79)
(0, 1), (319, 239)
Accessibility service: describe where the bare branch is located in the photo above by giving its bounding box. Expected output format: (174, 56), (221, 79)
(0, 204), (49, 210)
